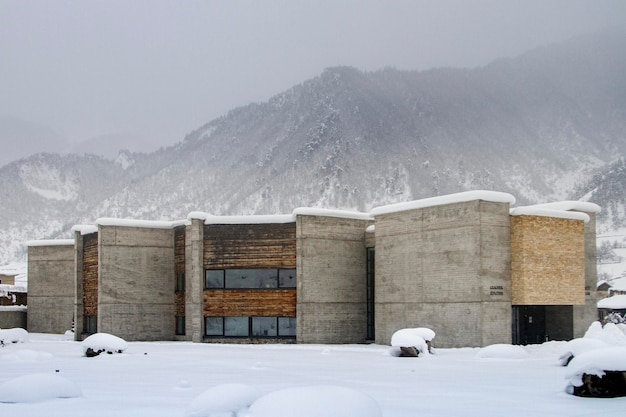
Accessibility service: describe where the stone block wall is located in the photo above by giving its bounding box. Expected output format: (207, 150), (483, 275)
(511, 216), (585, 305)
(27, 243), (75, 334)
(296, 214), (372, 343)
(98, 225), (175, 341)
(374, 200), (512, 348)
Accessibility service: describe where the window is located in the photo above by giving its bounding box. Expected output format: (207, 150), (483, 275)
(84, 315), (97, 335)
(204, 316), (296, 338)
(176, 315), (185, 335)
(176, 272), (185, 293)
(205, 269), (296, 289)
(205, 270), (225, 289)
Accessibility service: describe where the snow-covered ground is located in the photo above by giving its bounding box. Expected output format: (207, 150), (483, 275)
(1, 333), (625, 416)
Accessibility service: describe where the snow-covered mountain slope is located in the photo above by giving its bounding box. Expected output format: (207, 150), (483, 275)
(0, 30), (624, 264)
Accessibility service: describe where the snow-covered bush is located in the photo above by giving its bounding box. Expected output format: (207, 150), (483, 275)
(81, 333), (128, 357)
(558, 338), (608, 366)
(565, 346), (626, 397)
(0, 373), (82, 403)
(0, 327), (28, 345)
(242, 385), (382, 417)
(184, 383), (260, 417)
(390, 327), (435, 357)
(475, 344), (529, 359)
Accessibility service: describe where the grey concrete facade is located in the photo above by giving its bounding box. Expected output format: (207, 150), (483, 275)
(372, 200), (512, 348)
(574, 210), (599, 337)
(185, 218), (204, 342)
(97, 224), (176, 341)
(296, 213), (372, 344)
(27, 241), (75, 334)
(0, 308), (27, 329)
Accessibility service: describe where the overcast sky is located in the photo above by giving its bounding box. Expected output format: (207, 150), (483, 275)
(1, 0), (625, 151)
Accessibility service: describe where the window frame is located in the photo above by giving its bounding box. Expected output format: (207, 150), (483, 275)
(204, 316), (296, 339)
(204, 268), (297, 290)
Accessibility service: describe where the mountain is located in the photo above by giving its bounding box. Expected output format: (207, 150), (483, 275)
(1, 30), (625, 264)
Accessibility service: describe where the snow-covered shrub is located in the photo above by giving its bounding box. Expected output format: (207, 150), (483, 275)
(0, 373), (82, 403)
(184, 383), (260, 417)
(390, 327), (435, 357)
(81, 333), (128, 357)
(475, 344), (529, 359)
(558, 338), (608, 366)
(0, 327), (28, 345)
(565, 346), (626, 397)
(243, 385), (382, 417)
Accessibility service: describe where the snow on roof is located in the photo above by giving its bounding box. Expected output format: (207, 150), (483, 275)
(189, 212), (296, 224)
(532, 201), (601, 214)
(366, 225), (375, 233)
(71, 224), (98, 235)
(293, 207), (372, 221)
(509, 207), (590, 223)
(370, 190), (516, 216)
(597, 295), (626, 309)
(26, 239), (74, 247)
(95, 218), (189, 229)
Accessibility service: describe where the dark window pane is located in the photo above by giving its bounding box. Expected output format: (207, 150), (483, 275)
(176, 316), (185, 335)
(279, 269), (296, 288)
(205, 317), (223, 336)
(225, 317), (249, 336)
(205, 270), (224, 289)
(278, 317), (297, 337)
(252, 317), (277, 337)
(225, 269), (278, 289)
(176, 272), (185, 293)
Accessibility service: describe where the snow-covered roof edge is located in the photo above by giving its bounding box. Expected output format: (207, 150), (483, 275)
(370, 190), (516, 216)
(71, 225), (98, 235)
(189, 212), (296, 224)
(532, 201), (601, 214)
(293, 207), (372, 221)
(509, 207), (590, 223)
(26, 239), (75, 247)
(96, 218), (189, 229)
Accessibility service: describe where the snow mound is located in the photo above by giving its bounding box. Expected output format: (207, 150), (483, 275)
(0, 373), (82, 403)
(565, 346), (626, 389)
(476, 344), (529, 359)
(184, 383), (260, 417)
(558, 338), (608, 366)
(1, 349), (54, 362)
(584, 322), (626, 345)
(81, 333), (128, 356)
(0, 327), (28, 344)
(244, 385), (382, 417)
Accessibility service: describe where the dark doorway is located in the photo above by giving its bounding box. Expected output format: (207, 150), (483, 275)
(512, 305), (573, 345)
(366, 247), (375, 341)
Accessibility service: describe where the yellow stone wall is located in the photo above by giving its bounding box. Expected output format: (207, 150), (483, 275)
(511, 215), (585, 305)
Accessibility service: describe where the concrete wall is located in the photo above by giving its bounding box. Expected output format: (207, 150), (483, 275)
(27, 243), (75, 334)
(98, 225), (175, 341)
(374, 200), (512, 348)
(574, 211), (599, 337)
(511, 215), (585, 305)
(296, 215), (371, 343)
(0, 308), (27, 328)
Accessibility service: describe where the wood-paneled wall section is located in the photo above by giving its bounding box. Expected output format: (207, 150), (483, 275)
(204, 289), (296, 317)
(82, 233), (99, 316)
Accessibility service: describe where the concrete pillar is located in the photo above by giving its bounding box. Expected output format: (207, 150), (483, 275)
(186, 218), (204, 342)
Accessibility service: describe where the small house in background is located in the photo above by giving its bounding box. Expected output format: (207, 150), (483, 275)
(0, 263), (28, 329)
(25, 190), (601, 348)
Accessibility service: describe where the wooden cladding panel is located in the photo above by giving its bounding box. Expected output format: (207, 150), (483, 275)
(203, 223), (296, 269)
(204, 289), (296, 317)
(82, 233), (99, 316)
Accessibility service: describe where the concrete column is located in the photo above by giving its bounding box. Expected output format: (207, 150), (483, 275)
(574, 211), (599, 337)
(74, 231), (84, 339)
(186, 218), (204, 342)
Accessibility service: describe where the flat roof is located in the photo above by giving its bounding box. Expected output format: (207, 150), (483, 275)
(26, 239), (75, 247)
(509, 207), (590, 223)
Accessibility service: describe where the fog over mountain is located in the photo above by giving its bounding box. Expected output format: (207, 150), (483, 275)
(0, 31), (624, 264)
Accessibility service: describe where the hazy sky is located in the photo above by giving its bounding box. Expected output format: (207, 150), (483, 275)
(1, 0), (625, 151)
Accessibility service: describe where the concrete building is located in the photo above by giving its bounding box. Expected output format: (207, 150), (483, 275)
(26, 190), (600, 348)
(26, 239), (75, 334)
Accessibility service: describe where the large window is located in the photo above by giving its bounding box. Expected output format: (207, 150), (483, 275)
(205, 269), (296, 289)
(204, 316), (296, 338)
(176, 315), (185, 335)
(84, 315), (97, 335)
(176, 272), (185, 293)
